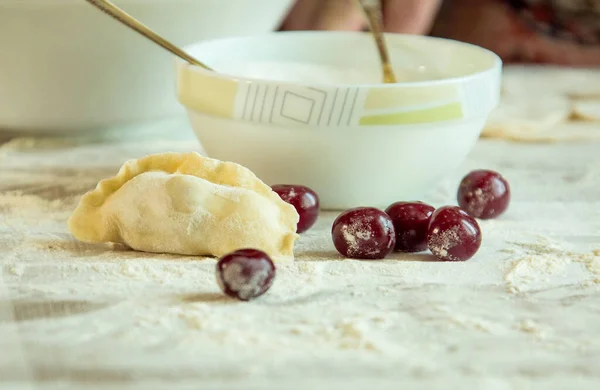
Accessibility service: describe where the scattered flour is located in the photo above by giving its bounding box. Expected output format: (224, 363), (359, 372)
(338, 215), (382, 258)
(0, 191), (67, 216)
(462, 187), (495, 218)
(516, 319), (549, 339)
(427, 225), (461, 261)
(503, 239), (600, 293)
(504, 254), (572, 293)
(3, 129), (600, 387)
(6, 264), (25, 277)
(0, 137), (75, 151)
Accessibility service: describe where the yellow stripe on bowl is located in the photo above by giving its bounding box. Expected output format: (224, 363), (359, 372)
(176, 63), (238, 118)
(359, 101), (463, 125)
(364, 84), (459, 110)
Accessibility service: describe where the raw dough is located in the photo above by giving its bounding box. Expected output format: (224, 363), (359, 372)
(483, 65), (600, 142)
(68, 152), (299, 259)
(488, 121), (600, 143)
(482, 95), (572, 139)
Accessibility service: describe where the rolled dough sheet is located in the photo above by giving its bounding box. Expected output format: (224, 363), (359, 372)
(483, 65), (600, 142)
(482, 95), (572, 139)
(485, 121), (600, 143)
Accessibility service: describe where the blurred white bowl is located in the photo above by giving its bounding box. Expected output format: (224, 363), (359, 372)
(0, 0), (294, 134)
(177, 32), (502, 209)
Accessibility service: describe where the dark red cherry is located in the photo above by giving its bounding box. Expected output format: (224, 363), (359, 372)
(385, 201), (435, 252)
(427, 206), (482, 262)
(458, 170), (510, 219)
(216, 249), (275, 301)
(272, 184), (319, 233)
(331, 207), (396, 260)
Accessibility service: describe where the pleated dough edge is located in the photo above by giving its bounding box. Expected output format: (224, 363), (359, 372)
(67, 152), (300, 257)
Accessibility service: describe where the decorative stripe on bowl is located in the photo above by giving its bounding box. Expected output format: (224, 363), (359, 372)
(175, 62), (501, 127)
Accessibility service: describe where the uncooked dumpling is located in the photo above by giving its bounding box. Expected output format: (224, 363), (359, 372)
(68, 152), (299, 259)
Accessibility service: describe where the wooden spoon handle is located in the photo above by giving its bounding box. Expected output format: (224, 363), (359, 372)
(356, 0), (397, 83)
(84, 0), (212, 70)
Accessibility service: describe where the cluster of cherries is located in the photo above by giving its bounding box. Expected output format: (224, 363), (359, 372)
(215, 171), (510, 301)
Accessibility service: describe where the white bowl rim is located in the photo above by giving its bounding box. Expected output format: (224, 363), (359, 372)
(180, 31), (502, 89)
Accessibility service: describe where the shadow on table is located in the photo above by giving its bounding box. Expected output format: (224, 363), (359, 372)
(32, 237), (209, 263)
(0, 299), (112, 323)
(297, 250), (439, 262)
(178, 292), (231, 304)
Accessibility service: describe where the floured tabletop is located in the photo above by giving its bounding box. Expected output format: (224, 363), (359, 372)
(1, 117), (600, 390)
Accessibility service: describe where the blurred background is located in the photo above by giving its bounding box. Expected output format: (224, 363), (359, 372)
(281, 0), (600, 66)
(0, 0), (598, 134)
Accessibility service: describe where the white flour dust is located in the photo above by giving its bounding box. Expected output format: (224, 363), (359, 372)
(3, 129), (600, 388)
(427, 225), (461, 261)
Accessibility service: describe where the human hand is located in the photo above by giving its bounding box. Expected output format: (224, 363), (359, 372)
(431, 0), (600, 67)
(281, 0), (443, 35)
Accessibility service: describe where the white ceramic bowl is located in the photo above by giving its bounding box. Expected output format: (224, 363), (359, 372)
(177, 32), (502, 210)
(0, 0), (293, 134)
